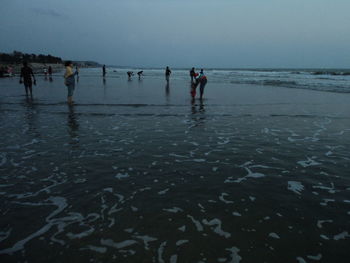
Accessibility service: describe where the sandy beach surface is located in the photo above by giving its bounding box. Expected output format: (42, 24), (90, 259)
(0, 68), (349, 262)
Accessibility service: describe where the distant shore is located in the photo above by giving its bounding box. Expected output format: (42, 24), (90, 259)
(0, 62), (102, 76)
(0, 62), (63, 75)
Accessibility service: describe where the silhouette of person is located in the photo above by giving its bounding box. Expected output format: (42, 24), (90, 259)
(137, 71), (143, 79)
(127, 71), (134, 80)
(165, 66), (171, 82)
(198, 69), (207, 100)
(190, 67), (196, 82)
(19, 61), (36, 98)
(102, 65), (106, 77)
(48, 66), (52, 76)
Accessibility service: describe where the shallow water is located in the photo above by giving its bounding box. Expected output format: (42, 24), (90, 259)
(0, 72), (350, 262)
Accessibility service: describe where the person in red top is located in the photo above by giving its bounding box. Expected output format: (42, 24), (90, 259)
(19, 62), (36, 98)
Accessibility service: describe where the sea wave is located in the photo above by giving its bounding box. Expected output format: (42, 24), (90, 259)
(76, 67), (350, 94)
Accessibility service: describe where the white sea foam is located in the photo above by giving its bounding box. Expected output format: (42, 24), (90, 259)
(101, 239), (137, 249)
(176, 240), (189, 246)
(307, 254), (322, 261)
(317, 220), (333, 229)
(219, 193), (234, 204)
(268, 233), (280, 239)
(67, 227), (94, 239)
(320, 199), (335, 206)
(296, 257), (307, 263)
(202, 218), (231, 238)
(0, 196), (67, 254)
(0, 229), (11, 242)
(187, 215), (203, 232)
(158, 241), (167, 263)
(134, 235), (157, 250)
(249, 196), (256, 201)
(85, 245), (107, 253)
(312, 183), (337, 194)
(320, 234), (329, 240)
(226, 247), (242, 263)
(158, 188), (169, 195)
(115, 173), (129, 179)
(333, 231), (349, 240)
(287, 181), (304, 195)
(163, 207), (183, 213)
(297, 157), (321, 167)
(178, 225), (186, 232)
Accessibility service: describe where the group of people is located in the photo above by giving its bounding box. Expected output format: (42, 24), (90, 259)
(190, 67), (207, 100)
(43, 66), (53, 77)
(164, 66), (208, 100)
(0, 65), (14, 78)
(126, 71), (143, 80)
(18, 62), (207, 104)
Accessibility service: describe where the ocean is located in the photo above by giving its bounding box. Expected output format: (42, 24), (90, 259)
(0, 68), (349, 262)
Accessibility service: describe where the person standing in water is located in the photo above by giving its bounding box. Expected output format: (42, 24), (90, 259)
(198, 69), (207, 100)
(19, 61), (36, 98)
(64, 61), (78, 104)
(190, 67), (196, 82)
(102, 65), (106, 78)
(48, 66), (53, 76)
(165, 66), (171, 82)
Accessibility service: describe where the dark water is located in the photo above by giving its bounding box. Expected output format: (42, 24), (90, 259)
(0, 72), (350, 262)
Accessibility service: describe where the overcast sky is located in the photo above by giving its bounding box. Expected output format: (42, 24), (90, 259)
(1, 0), (349, 68)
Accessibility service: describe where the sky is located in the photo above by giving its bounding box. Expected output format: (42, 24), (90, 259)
(0, 0), (350, 68)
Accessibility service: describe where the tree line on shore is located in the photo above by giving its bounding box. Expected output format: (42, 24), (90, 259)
(0, 51), (62, 64)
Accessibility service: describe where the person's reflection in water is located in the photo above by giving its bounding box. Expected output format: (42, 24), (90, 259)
(103, 77), (107, 101)
(165, 82), (170, 103)
(49, 76), (53, 82)
(22, 98), (41, 138)
(190, 98), (206, 128)
(67, 104), (79, 146)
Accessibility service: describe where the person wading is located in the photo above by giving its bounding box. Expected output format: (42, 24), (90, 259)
(64, 61), (78, 104)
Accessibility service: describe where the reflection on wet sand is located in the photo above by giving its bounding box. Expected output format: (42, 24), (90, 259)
(190, 98), (206, 127)
(165, 82), (170, 102)
(23, 99), (40, 137)
(67, 104), (79, 145)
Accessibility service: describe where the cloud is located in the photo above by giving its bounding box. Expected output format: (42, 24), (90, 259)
(31, 8), (68, 18)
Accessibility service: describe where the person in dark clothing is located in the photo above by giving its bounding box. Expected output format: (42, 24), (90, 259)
(198, 69), (207, 100)
(190, 67), (196, 82)
(165, 66), (171, 82)
(137, 71), (143, 79)
(127, 71), (134, 80)
(102, 65), (106, 77)
(19, 62), (36, 98)
(48, 66), (53, 76)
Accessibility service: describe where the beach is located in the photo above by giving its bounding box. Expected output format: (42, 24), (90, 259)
(0, 68), (349, 262)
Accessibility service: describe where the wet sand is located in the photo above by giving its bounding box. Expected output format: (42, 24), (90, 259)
(0, 71), (350, 262)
